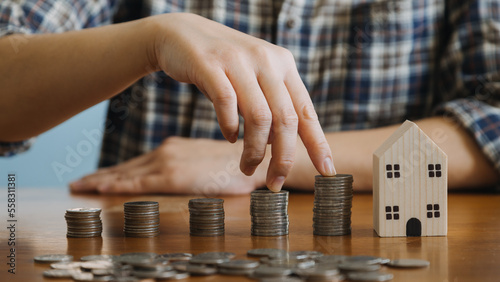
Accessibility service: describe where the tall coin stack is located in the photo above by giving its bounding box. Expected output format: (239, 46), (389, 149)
(123, 201), (160, 237)
(313, 174), (354, 236)
(65, 208), (102, 238)
(250, 189), (289, 236)
(189, 198), (225, 237)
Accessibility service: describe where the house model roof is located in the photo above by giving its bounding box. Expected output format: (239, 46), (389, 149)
(373, 120), (444, 157)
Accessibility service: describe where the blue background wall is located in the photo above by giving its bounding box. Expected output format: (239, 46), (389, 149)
(0, 101), (108, 188)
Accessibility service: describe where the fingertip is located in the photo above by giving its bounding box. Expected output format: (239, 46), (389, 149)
(322, 156), (337, 176)
(69, 180), (84, 193)
(241, 164), (257, 176)
(267, 176), (285, 192)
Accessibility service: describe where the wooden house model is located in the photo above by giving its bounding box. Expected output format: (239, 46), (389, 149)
(373, 120), (447, 237)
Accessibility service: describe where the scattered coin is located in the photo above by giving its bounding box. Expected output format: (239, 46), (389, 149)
(119, 252), (158, 265)
(338, 261), (381, 272)
(347, 271), (394, 281)
(34, 254), (74, 264)
(43, 269), (79, 278)
(50, 261), (83, 269)
(159, 252), (193, 261)
(123, 201), (160, 237)
(80, 255), (119, 262)
(247, 248), (288, 258)
(387, 258), (430, 268)
(185, 263), (218, 275)
(190, 252), (235, 264)
(219, 259), (260, 269)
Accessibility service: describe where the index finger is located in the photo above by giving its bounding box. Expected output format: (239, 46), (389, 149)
(285, 71), (336, 176)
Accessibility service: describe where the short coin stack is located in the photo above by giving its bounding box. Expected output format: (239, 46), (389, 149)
(65, 208), (102, 238)
(123, 201), (160, 237)
(250, 189), (289, 236)
(313, 174), (354, 236)
(189, 198), (225, 237)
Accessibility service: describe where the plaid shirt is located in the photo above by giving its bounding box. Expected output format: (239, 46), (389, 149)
(1, 0), (500, 174)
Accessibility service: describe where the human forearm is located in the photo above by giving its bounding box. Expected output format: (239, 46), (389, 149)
(0, 18), (157, 141)
(285, 117), (499, 191)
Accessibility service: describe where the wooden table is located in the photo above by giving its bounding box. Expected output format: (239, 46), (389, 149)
(2, 188), (500, 282)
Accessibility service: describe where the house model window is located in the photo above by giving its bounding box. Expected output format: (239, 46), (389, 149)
(385, 206), (400, 220)
(386, 164), (400, 178)
(428, 164), (442, 177)
(427, 204), (440, 218)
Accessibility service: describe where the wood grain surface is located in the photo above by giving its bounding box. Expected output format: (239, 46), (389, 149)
(2, 188), (499, 282)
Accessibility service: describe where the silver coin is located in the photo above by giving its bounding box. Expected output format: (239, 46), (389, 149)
(338, 262), (381, 272)
(189, 198), (224, 204)
(50, 261), (83, 269)
(154, 270), (178, 279)
(219, 259), (260, 269)
(66, 207), (102, 213)
(132, 269), (164, 278)
(170, 261), (189, 272)
(253, 265), (293, 277)
(124, 201), (159, 207)
(295, 267), (339, 278)
(247, 248), (289, 258)
(80, 260), (116, 270)
(34, 254), (74, 264)
(159, 253), (193, 261)
(119, 252), (158, 264)
(218, 267), (256, 276)
(185, 263), (218, 275)
(346, 256), (383, 265)
(163, 271), (190, 280)
(190, 252), (235, 264)
(347, 271), (394, 281)
(315, 255), (347, 264)
(257, 277), (304, 282)
(43, 269), (79, 278)
(387, 258), (430, 268)
(266, 259), (315, 269)
(288, 251), (324, 260)
(71, 271), (94, 281)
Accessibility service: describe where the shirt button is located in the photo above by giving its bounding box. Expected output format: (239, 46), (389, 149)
(286, 18), (296, 29)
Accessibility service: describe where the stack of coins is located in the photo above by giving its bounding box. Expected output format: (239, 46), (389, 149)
(123, 201), (160, 237)
(313, 174), (354, 236)
(250, 190), (289, 236)
(65, 208), (102, 238)
(189, 198), (225, 237)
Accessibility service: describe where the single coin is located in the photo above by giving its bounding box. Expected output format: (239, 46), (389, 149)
(288, 250), (324, 260)
(338, 262), (381, 272)
(190, 252), (235, 264)
(43, 269), (78, 278)
(219, 259), (260, 269)
(345, 255), (383, 265)
(34, 254), (74, 264)
(253, 265), (293, 277)
(347, 271), (394, 281)
(387, 258), (430, 268)
(119, 252), (158, 264)
(315, 255), (348, 264)
(50, 261), (83, 269)
(186, 263), (218, 275)
(71, 271), (95, 281)
(247, 249), (288, 258)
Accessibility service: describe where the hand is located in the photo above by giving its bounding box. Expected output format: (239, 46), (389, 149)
(70, 137), (265, 195)
(148, 13), (335, 191)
